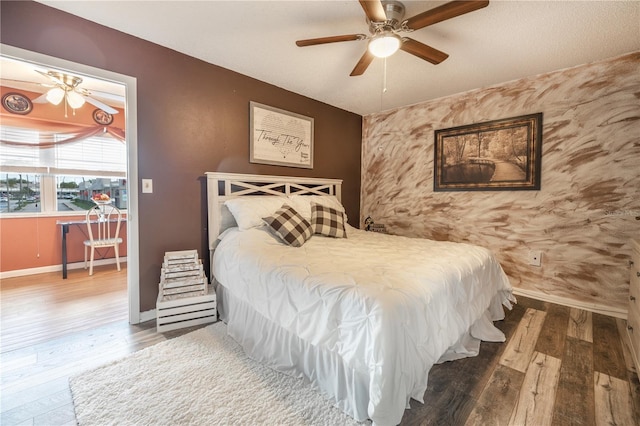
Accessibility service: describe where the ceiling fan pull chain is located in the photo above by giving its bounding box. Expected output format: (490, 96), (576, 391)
(383, 57), (388, 93)
(380, 57), (388, 111)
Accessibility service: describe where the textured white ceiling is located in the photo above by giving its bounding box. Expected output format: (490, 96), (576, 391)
(36, 0), (640, 116)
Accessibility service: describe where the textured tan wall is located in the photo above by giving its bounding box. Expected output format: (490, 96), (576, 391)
(361, 52), (640, 313)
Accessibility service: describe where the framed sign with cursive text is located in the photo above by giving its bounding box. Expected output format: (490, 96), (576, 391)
(249, 101), (314, 169)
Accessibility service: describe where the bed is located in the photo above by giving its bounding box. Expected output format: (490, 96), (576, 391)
(206, 172), (515, 425)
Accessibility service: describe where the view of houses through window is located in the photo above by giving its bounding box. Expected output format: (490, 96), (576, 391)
(0, 126), (127, 214)
(0, 173), (127, 213)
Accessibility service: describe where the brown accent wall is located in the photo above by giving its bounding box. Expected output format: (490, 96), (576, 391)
(362, 52), (640, 314)
(1, 1), (362, 312)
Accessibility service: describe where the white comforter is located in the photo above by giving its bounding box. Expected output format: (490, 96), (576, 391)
(214, 226), (514, 425)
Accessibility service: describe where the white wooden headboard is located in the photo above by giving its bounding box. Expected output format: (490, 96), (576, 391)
(205, 172), (343, 271)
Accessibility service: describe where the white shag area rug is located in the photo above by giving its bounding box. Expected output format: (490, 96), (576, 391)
(70, 322), (363, 426)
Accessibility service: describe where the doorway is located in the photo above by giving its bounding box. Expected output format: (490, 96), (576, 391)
(0, 44), (141, 323)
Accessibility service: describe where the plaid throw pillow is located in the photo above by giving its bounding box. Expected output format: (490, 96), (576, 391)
(263, 204), (313, 247)
(311, 203), (346, 238)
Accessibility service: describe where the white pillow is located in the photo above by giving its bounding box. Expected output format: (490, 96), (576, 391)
(224, 196), (287, 231)
(287, 194), (347, 222)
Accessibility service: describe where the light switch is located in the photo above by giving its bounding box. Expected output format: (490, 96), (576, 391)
(142, 179), (153, 193)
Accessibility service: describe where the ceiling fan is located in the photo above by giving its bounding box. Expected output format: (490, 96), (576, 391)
(296, 0), (489, 76)
(1, 69), (120, 117)
(31, 70), (119, 116)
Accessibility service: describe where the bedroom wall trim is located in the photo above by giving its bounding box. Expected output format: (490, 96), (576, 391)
(512, 288), (626, 319)
(0, 44), (141, 324)
(139, 308), (156, 323)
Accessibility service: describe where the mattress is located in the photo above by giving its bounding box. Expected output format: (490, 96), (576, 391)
(213, 226), (515, 425)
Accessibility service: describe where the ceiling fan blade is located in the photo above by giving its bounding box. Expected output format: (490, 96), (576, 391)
(35, 69), (66, 86)
(350, 50), (375, 76)
(405, 0), (489, 30)
(1, 78), (37, 85)
(359, 0), (387, 23)
(82, 95), (119, 114)
(0, 78), (55, 89)
(400, 38), (449, 65)
(31, 93), (49, 104)
(78, 87), (125, 104)
(296, 34), (366, 47)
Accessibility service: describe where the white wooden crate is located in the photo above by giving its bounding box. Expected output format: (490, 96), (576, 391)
(160, 280), (206, 298)
(160, 250), (206, 298)
(161, 263), (203, 280)
(156, 284), (217, 333)
(163, 249), (199, 262)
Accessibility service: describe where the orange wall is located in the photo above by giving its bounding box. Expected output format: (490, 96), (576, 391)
(1, 86), (125, 129)
(0, 215), (127, 272)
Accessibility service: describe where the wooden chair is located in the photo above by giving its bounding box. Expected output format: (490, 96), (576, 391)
(84, 204), (123, 275)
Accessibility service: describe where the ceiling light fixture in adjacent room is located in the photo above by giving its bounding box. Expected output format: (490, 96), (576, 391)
(45, 87), (65, 105)
(39, 72), (87, 116)
(44, 86), (86, 117)
(65, 90), (85, 109)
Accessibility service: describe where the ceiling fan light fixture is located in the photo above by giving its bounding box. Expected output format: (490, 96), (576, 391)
(46, 87), (65, 105)
(66, 91), (85, 109)
(368, 33), (401, 58)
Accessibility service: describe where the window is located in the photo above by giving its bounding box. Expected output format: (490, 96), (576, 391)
(0, 126), (127, 213)
(0, 173), (41, 213)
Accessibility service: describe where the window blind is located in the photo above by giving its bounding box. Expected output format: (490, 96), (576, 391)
(0, 126), (126, 177)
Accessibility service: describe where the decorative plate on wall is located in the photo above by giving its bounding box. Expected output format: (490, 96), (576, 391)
(2, 92), (33, 115)
(92, 108), (114, 125)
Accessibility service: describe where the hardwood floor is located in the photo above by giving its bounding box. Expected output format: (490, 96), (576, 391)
(1, 266), (129, 353)
(401, 298), (640, 426)
(1, 266), (203, 425)
(1, 270), (638, 425)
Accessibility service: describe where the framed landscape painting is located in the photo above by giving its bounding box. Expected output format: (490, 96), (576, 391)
(434, 113), (543, 191)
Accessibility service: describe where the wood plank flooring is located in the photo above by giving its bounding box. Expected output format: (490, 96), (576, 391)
(1, 266), (129, 353)
(1, 270), (639, 425)
(401, 299), (640, 426)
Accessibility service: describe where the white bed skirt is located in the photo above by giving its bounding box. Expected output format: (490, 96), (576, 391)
(217, 283), (371, 421)
(216, 282), (511, 424)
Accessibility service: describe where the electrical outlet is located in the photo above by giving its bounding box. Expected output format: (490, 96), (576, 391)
(528, 250), (542, 267)
(142, 179), (153, 194)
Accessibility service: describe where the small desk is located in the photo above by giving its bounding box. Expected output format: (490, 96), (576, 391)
(56, 218), (121, 279)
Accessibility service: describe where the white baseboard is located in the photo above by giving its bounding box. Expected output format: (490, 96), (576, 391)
(513, 287), (627, 319)
(139, 309), (156, 324)
(0, 257), (128, 280)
